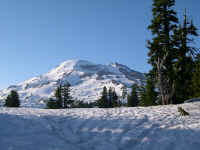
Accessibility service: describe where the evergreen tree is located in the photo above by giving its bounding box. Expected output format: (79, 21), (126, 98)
(107, 87), (119, 107)
(140, 76), (157, 106)
(49, 81), (74, 109)
(122, 86), (128, 99)
(191, 54), (200, 97)
(172, 9), (199, 103)
(97, 86), (108, 108)
(145, 78), (157, 106)
(4, 90), (20, 107)
(108, 87), (113, 107)
(111, 89), (118, 107)
(120, 86), (128, 106)
(148, 0), (178, 105)
(127, 84), (138, 107)
(62, 82), (73, 108)
(54, 85), (63, 108)
(138, 84), (146, 106)
(46, 98), (60, 109)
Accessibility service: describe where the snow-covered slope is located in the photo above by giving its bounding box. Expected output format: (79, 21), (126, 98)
(0, 102), (200, 150)
(0, 60), (145, 107)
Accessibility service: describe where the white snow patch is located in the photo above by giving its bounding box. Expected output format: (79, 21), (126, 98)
(0, 102), (200, 150)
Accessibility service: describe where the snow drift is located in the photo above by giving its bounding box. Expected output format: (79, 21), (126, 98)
(0, 102), (200, 150)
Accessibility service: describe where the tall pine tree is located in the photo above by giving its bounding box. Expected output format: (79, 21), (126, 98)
(111, 89), (118, 107)
(107, 87), (119, 107)
(172, 9), (199, 103)
(191, 54), (200, 98)
(148, 0), (178, 105)
(54, 85), (63, 108)
(47, 81), (74, 109)
(108, 87), (113, 107)
(127, 84), (138, 107)
(97, 86), (108, 108)
(62, 82), (73, 108)
(139, 76), (157, 106)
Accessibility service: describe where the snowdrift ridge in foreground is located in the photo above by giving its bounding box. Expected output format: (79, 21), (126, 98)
(0, 102), (200, 150)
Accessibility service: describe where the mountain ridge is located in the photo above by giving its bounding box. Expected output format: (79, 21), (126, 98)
(0, 59), (145, 107)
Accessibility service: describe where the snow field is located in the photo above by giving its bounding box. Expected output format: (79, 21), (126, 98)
(0, 102), (200, 150)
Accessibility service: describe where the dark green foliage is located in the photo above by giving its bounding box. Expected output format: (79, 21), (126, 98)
(147, 0), (199, 105)
(127, 84), (138, 107)
(147, 0), (178, 105)
(121, 86), (128, 99)
(111, 89), (119, 107)
(138, 84), (146, 106)
(120, 86), (128, 106)
(97, 86), (119, 108)
(178, 107), (189, 116)
(46, 98), (60, 109)
(47, 81), (74, 109)
(148, 0), (178, 64)
(71, 100), (95, 108)
(108, 87), (119, 108)
(172, 10), (199, 103)
(139, 76), (157, 106)
(97, 86), (108, 108)
(143, 77), (157, 106)
(108, 87), (113, 107)
(54, 85), (63, 108)
(62, 82), (74, 108)
(191, 55), (200, 97)
(4, 90), (20, 107)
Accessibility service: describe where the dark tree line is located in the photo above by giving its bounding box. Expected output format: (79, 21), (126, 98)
(97, 86), (119, 108)
(47, 81), (74, 109)
(147, 0), (199, 105)
(191, 54), (200, 98)
(127, 84), (139, 107)
(98, 0), (199, 108)
(97, 84), (142, 108)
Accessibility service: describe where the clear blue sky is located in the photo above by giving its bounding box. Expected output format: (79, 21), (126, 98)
(0, 0), (199, 89)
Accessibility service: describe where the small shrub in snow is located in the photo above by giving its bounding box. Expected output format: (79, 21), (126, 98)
(178, 107), (189, 116)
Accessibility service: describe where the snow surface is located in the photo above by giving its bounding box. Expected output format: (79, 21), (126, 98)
(0, 102), (200, 150)
(0, 60), (145, 107)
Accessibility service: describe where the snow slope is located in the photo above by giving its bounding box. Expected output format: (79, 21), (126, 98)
(0, 102), (200, 150)
(0, 60), (145, 107)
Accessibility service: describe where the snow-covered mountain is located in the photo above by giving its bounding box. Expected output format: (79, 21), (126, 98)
(0, 59), (145, 107)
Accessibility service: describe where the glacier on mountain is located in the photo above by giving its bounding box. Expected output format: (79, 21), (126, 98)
(0, 60), (145, 107)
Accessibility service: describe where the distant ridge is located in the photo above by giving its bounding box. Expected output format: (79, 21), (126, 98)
(0, 59), (145, 107)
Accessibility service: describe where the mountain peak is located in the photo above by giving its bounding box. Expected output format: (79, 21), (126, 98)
(46, 59), (95, 78)
(61, 59), (95, 66)
(109, 62), (125, 68)
(0, 59), (145, 107)
(57, 59), (95, 70)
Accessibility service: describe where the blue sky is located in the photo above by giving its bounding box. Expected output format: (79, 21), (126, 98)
(0, 0), (199, 89)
